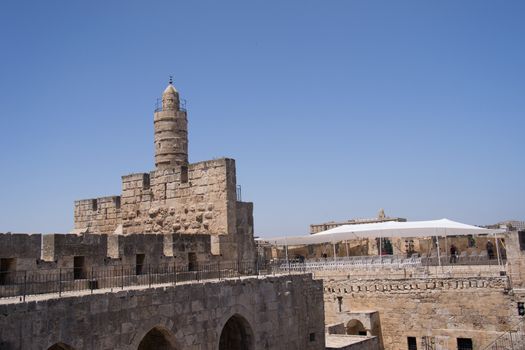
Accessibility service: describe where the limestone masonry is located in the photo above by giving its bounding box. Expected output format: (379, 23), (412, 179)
(73, 82), (255, 263)
(0, 82), (326, 350)
(0, 275), (325, 350)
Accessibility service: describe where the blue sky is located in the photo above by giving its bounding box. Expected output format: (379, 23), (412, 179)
(0, 1), (523, 237)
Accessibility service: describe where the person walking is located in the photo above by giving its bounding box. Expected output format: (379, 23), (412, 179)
(450, 244), (458, 263)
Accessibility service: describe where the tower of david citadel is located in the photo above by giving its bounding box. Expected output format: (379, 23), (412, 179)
(1, 81), (525, 350)
(73, 81), (256, 264)
(0, 83), (324, 350)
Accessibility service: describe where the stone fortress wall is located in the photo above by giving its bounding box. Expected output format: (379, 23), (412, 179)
(316, 230), (525, 350)
(0, 81), (327, 350)
(0, 232), (219, 280)
(0, 274), (325, 350)
(322, 273), (520, 350)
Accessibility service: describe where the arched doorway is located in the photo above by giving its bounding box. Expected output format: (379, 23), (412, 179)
(138, 326), (178, 350)
(346, 319), (367, 336)
(219, 314), (254, 350)
(47, 343), (75, 350)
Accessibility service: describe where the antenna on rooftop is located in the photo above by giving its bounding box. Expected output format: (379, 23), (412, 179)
(169, 75), (173, 85)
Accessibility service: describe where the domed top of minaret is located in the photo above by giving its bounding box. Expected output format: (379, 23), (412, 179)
(161, 77), (179, 111)
(163, 83), (178, 95)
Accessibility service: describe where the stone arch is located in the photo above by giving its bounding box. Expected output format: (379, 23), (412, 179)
(137, 326), (178, 350)
(128, 316), (182, 350)
(47, 343), (75, 350)
(218, 313), (255, 350)
(346, 319), (367, 336)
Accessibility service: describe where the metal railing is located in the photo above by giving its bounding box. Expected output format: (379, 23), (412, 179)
(481, 319), (525, 349)
(266, 255), (507, 280)
(275, 255), (423, 272)
(421, 255), (505, 267)
(154, 98), (187, 113)
(0, 260), (282, 301)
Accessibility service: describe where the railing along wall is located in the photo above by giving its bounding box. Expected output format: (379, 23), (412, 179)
(0, 260), (292, 302)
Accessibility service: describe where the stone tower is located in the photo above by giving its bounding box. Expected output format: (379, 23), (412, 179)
(154, 81), (188, 169)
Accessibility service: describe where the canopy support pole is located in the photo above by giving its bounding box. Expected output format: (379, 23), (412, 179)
(345, 240), (349, 258)
(284, 243), (289, 272)
(435, 236), (442, 272)
(380, 237), (383, 264)
(495, 234), (502, 268)
(333, 243), (337, 261)
(445, 235), (448, 263)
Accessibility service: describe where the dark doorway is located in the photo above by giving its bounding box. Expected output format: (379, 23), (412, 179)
(136, 254), (145, 275)
(188, 252), (197, 271)
(73, 256), (85, 280)
(138, 327), (177, 350)
(219, 314), (254, 350)
(0, 258), (16, 285)
(457, 338), (473, 350)
(407, 336), (417, 350)
(346, 319), (367, 336)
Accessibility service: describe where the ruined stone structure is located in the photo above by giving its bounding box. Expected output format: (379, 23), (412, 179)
(73, 82), (255, 263)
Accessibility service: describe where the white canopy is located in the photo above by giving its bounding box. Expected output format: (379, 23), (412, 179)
(258, 218), (505, 246)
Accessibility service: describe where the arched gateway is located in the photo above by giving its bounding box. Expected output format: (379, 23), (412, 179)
(346, 319), (367, 336)
(219, 314), (255, 350)
(138, 326), (178, 350)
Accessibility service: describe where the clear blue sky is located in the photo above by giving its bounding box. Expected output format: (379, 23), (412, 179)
(0, 1), (523, 237)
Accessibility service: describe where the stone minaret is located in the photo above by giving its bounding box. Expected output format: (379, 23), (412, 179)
(154, 81), (188, 169)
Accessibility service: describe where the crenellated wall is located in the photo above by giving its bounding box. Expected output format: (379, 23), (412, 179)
(0, 233), (218, 275)
(0, 233), (42, 271)
(74, 158), (255, 262)
(119, 158), (237, 236)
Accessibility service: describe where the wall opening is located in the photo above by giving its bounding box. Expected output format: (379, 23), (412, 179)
(114, 196), (121, 209)
(518, 302), (525, 316)
(219, 314), (254, 350)
(457, 338), (473, 350)
(188, 252), (197, 271)
(346, 319), (367, 336)
(407, 336), (417, 350)
(180, 166), (188, 184)
(91, 199), (98, 211)
(0, 258), (16, 285)
(519, 231), (525, 251)
(136, 254), (145, 275)
(143, 174), (151, 190)
(47, 343), (75, 350)
(73, 256), (86, 280)
(138, 326), (178, 350)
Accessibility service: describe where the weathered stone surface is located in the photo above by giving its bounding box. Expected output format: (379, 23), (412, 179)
(322, 274), (519, 350)
(0, 275), (325, 350)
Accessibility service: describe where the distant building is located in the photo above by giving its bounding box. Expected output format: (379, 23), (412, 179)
(310, 209), (406, 234)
